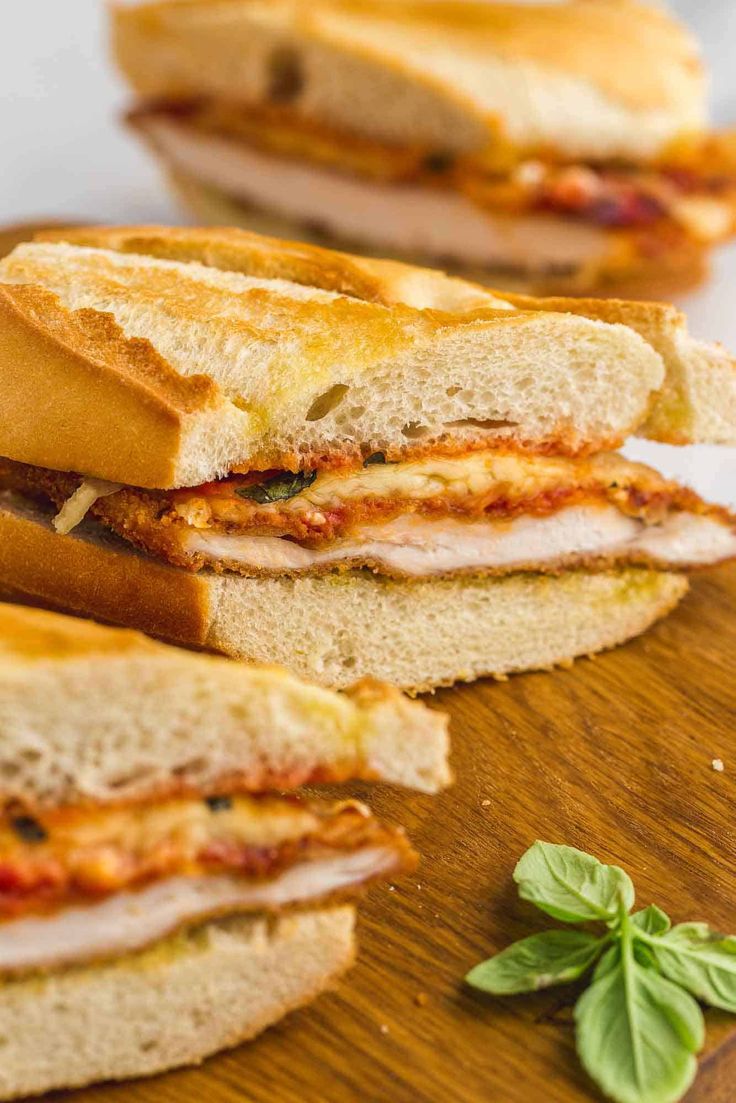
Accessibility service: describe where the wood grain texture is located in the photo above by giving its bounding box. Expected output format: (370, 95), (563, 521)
(54, 563), (735, 1103)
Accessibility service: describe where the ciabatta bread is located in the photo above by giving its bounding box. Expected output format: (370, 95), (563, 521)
(112, 1), (705, 163)
(0, 493), (688, 693)
(0, 906), (354, 1101)
(0, 602), (450, 807)
(0, 232), (667, 486)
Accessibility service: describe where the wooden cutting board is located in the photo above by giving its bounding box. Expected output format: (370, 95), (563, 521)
(60, 563), (736, 1103)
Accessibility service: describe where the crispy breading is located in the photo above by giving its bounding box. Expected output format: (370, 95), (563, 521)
(0, 795), (414, 921)
(2, 454), (733, 580)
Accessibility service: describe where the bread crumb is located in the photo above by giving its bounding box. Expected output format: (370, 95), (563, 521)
(388, 885), (395, 892)
(481, 799), (491, 808)
(380, 1024), (389, 1035)
(712, 758), (725, 773)
(414, 992), (429, 1008)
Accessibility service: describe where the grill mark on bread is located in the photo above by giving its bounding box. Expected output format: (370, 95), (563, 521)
(38, 223), (511, 309)
(0, 283), (220, 416)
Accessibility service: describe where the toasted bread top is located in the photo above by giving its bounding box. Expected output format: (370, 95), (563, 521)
(0, 225), (676, 484)
(29, 225), (736, 451)
(0, 225), (732, 485)
(112, 0), (707, 161)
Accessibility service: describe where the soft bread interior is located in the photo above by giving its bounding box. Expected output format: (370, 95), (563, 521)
(0, 603), (450, 806)
(207, 562), (688, 691)
(0, 242), (665, 478)
(112, 0), (706, 162)
(497, 293), (736, 447)
(0, 906), (354, 1100)
(0, 493), (688, 692)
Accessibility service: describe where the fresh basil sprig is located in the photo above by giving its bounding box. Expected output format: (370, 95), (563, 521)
(235, 470), (317, 504)
(466, 842), (736, 1103)
(514, 841), (634, 924)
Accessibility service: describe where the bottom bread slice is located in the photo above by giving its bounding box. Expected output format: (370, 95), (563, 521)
(0, 493), (689, 692)
(0, 906), (355, 1101)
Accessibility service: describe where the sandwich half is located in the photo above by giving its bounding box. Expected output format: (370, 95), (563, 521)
(112, 0), (736, 296)
(0, 602), (448, 1099)
(0, 225), (734, 691)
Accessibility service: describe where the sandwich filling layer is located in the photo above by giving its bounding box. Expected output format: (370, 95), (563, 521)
(3, 452), (734, 579)
(133, 104), (736, 280)
(139, 114), (609, 274)
(0, 850), (394, 975)
(0, 795), (413, 944)
(181, 507), (736, 576)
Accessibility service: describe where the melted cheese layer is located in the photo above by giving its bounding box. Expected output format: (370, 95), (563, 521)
(0, 847), (394, 975)
(144, 116), (608, 271)
(184, 505), (736, 575)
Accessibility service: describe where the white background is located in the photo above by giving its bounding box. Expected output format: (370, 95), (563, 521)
(1, 0), (735, 505)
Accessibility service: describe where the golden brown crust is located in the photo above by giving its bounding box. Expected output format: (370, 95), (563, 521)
(38, 222), (700, 348)
(0, 281), (225, 488)
(0, 225), (664, 474)
(37, 223), (507, 312)
(324, 0), (703, 114)
(0, 492), (213, 649)
(0, 602), (166, 662)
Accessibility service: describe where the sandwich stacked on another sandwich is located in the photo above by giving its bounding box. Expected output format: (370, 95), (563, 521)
(0, 225), (735, 691)
(0, 602), (449, 1099)
(112, 0), (736, 296)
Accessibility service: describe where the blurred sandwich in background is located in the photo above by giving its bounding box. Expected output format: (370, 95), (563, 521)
(112, 0), (736, 297)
